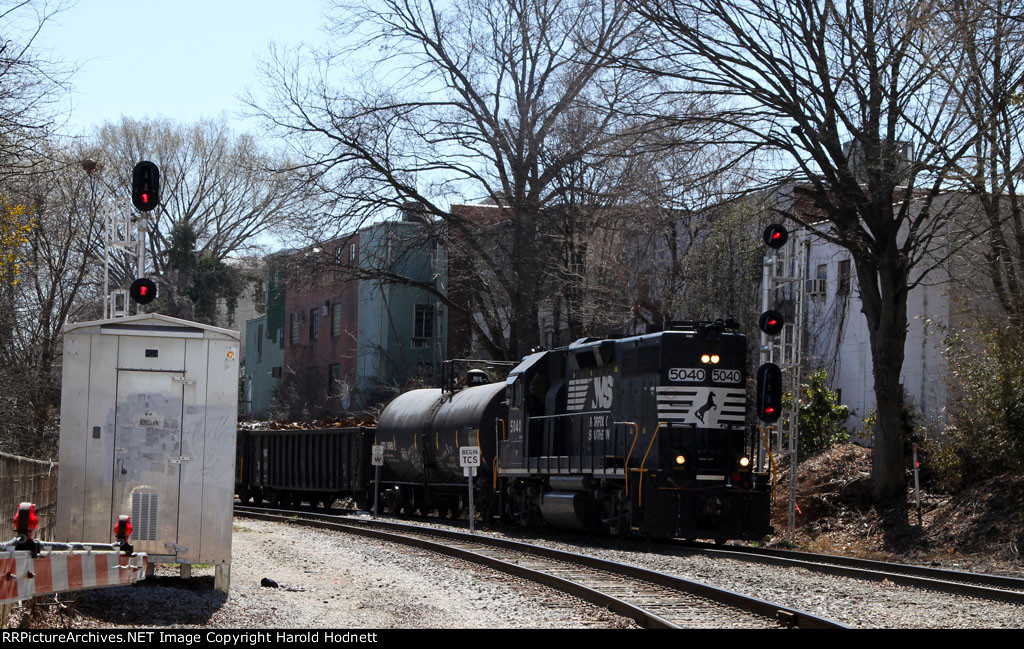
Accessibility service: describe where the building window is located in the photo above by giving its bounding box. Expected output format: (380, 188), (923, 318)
(328, 363), (342, 398)
(310, 307), (319, 341)
(412, 303), (434, 349)
(837, 259), (851, 296)
(332, 303), (342, 337)
(257, 323), (264, 364)
(290, 313), (300, 345)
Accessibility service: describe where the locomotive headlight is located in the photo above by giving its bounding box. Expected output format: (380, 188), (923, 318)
(710, 354), (720, 364)
(739, 456), (750, 468)
(700, 354), (711, 364)
(675, 455), (686, 465)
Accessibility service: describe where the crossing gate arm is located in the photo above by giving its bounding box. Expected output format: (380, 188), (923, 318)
(0, 550), (148, 606)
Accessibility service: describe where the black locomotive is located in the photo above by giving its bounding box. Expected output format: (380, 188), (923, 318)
(236, 321), (773, 542)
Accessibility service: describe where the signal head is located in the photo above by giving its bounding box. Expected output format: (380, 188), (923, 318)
(759, 309), (785, 336)
(130, 278), (157, 305)
(763, 224), (789, 249)
(131, 160), (160, 212)
(756, 362), (783, 424)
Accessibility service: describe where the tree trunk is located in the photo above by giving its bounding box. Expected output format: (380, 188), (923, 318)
(858, 252), (910, 501)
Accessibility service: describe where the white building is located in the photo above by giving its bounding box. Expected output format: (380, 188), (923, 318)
(773, 190), (984, 441)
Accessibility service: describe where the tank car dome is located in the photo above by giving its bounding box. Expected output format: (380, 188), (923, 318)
(466, 369), (490, 386)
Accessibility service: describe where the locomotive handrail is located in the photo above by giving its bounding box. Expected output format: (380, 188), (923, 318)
(622, 421), (641, 496)
(633, 422), (666, 507)
(529, 410), (614, 475)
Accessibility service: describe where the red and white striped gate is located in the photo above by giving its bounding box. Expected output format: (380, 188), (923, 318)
(0, 550), (148, 605)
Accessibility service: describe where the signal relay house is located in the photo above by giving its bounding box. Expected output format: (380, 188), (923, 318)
(55, 314), (240, 592)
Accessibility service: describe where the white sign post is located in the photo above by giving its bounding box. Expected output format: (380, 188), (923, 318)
(371, 445), (384, 519)
(459, 445), (481, 534)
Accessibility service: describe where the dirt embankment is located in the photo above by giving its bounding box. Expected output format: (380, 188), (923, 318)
(767, 444), (1024, 574)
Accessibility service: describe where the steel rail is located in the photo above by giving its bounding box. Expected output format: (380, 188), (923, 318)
(669, 540), (1024, 604)
(235, 505), (847, 629)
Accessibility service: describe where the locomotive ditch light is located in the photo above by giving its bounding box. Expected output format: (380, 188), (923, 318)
(739, 456), (750, 468)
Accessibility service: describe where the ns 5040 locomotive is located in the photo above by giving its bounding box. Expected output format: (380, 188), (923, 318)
(237, 320), (773, 542)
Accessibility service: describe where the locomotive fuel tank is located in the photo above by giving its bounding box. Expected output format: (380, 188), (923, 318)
(377, 382), (506, 485)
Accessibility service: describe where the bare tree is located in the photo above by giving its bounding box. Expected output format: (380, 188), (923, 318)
(0, 146), (107, 457)
(250, 0), (667, 359)
(85, 117), (310, 318)
(0, 0), (71, 182)
(939, 0), (1024, 323)
(633, 0), (981, 500)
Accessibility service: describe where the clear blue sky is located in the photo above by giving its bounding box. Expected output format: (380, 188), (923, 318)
(33, 0), (333, 138)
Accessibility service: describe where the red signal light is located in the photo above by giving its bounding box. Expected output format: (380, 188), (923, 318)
(130, 278), (157, 305)
(763, 224), (789, 249)
(759, 310), (785, 336)
(13, 502), (38, 535)
(132, 161), (160, 212)
(114, 515), (133, 541)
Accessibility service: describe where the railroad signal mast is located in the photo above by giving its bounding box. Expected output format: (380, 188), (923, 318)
(103, 161), (160, 318)
(758, 223), (804, 536)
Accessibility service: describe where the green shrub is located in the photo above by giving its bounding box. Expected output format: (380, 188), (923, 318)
(936, 320), (1024, 487)
(784, 369), (852, 456)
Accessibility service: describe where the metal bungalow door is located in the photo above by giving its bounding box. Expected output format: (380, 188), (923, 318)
(111, 370), (185, 555)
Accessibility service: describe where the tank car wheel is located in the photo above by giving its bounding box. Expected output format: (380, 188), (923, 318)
(354, 492), (370, 512)
(383, 487), (403, 515)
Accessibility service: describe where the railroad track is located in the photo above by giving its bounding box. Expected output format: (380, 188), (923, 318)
(234, 505), (847, 629)
(668, 540), (1024, 604)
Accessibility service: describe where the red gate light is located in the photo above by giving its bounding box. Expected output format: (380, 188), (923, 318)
(13, 502), (38, 536)
(114, 515), (133, 540)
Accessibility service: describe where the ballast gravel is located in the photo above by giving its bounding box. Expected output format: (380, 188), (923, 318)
(18, 518), (637, 630)
(13, 514), (1024, 629)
